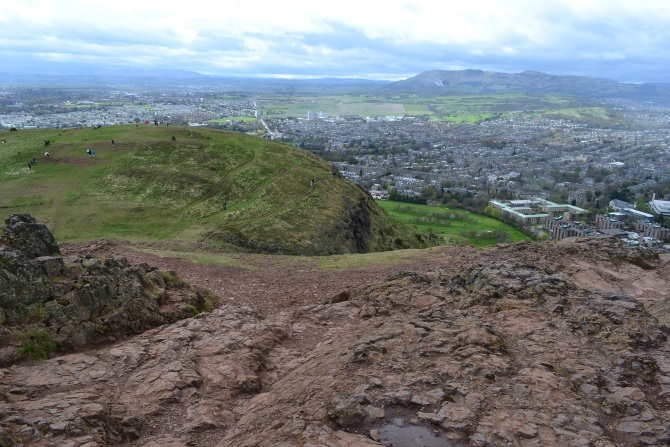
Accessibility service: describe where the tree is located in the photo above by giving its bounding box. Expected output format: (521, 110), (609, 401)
(484, 205), (502, 219)
(420, 185), (437, 200)
(636, 197), (652, 214)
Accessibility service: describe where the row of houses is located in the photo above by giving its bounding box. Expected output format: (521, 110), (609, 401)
(491, 197), (668, 247)
(544, 213), (667, 247)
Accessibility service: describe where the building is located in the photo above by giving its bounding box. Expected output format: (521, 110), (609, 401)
(369, 190), (389, 200)
(534, 198), (588, 217)
(545, 217), (595, 240)
(489, 197), (587, 226)
(621, 208), (654, 223)
(489, 200), (548, 225)
(635, 221), (669, 240)
(650, 199), (670, 217)
(609, 199), (633, 211)
(596, 214), (625, 231)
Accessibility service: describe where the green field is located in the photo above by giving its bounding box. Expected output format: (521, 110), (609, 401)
(377, 200), (531, 247)
(260, 93), (618, 124)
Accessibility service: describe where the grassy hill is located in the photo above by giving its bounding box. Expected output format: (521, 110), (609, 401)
(386, 69), (670, 102)
(0, 125), (431, 255)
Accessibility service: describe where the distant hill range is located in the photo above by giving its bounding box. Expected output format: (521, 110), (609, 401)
(0, 67), (388, 93)
(3, 65), (670, 101)
(385, 69), (670, 101)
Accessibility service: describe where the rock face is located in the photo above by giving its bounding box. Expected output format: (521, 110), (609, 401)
(0, 214), (214, 366)
(2, 213), (60, 259)
(1, 231), (670, 446)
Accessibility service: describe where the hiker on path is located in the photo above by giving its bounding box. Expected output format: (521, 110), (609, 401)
(111, 139), (115, 146)
(86, 149), (92, 157)
(27, 162), (31, 171)
(44, 151), (50, 158)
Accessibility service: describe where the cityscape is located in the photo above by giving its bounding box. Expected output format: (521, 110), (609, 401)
(3, 83), (670, 248)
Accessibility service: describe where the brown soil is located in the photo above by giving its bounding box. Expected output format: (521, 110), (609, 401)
(59, 241), (482, 315)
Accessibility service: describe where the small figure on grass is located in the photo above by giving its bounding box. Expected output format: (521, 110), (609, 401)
(223, 200), (228, 210)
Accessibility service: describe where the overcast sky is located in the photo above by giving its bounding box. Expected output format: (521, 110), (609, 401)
(3, 0), (670, 83)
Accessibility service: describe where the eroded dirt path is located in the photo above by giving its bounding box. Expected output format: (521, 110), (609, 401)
(60, 241), (481, 315)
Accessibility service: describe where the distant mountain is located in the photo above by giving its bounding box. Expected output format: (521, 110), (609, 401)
(0, 66), (390, 92)
(385, 69), (670, 101)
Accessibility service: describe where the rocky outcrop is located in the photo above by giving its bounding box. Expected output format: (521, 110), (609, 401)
(2, 213), (60, 260)
(1, 235), (669, 446)
(0, 214), (215, 365)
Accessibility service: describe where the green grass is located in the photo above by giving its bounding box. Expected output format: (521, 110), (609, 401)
(258, 93), (617, 124)
(16, 328), (59, 360)
(377, 200), (531, 247)
(0, 125), (428, 255)
(130, 242), (451, 273)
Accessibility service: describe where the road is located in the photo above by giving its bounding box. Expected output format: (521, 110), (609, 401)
(253, 100), (277, 139)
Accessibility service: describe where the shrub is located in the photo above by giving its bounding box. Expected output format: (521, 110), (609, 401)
(162, 271), (183, 287)
(16, 328), (59, 360)
(16, 303), (49, 324)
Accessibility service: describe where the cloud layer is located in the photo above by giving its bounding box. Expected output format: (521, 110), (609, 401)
(2, 0), (670, 82)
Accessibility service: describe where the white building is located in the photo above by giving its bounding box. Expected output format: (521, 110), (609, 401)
(650, 199), (670, 217)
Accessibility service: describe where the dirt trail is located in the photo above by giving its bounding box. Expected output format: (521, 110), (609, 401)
(60, 241), (479, 315)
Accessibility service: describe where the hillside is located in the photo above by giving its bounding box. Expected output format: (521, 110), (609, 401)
(2, 222), (670, 446)
(0, 125), (430, 255)
(386, 69), (670, 101)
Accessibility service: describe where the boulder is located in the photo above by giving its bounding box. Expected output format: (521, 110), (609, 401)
(2, 213), (60, 259)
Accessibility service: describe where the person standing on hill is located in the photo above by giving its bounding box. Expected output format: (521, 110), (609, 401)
(44, 151), (50, 158)
(27, 162), (32, 171)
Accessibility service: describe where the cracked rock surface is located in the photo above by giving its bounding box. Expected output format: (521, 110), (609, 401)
(2, 226), (670, 446)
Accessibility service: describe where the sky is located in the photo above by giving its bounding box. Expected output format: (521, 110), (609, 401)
(2, 0), (670, 83)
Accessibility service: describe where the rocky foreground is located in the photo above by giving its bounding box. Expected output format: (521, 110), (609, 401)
(2, 216), (670, 446)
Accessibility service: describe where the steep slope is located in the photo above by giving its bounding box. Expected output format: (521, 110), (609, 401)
(0, 126), (430, 255)
(386, 69), (670, 101)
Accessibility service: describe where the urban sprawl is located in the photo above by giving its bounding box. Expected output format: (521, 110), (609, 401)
(3, 86), (670, 248)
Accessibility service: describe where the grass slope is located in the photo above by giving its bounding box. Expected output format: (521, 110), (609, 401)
(377, 200), (531, 247)
(0, 125), (431, 255)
